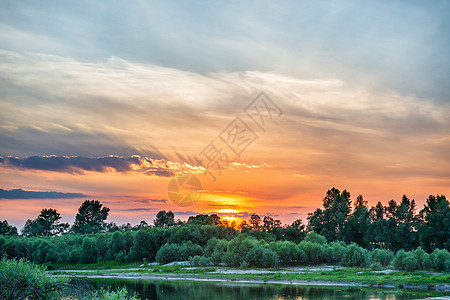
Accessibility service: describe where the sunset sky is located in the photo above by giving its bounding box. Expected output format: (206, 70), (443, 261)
(1, 1), (449, 229)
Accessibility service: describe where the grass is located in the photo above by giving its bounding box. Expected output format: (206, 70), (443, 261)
(50, 263), (450, 289)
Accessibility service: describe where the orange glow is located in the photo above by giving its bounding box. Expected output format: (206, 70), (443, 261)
(217, 208), (239, 214)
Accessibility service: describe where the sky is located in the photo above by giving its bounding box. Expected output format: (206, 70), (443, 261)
(1, 1), (449, 230)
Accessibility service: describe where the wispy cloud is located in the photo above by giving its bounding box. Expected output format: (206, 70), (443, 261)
(0, 155), (203, 177)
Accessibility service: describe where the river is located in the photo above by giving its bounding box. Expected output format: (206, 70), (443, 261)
(69, 277), (447, 299)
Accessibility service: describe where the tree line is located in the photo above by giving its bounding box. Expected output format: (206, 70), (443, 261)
(0, 187), (449, 271)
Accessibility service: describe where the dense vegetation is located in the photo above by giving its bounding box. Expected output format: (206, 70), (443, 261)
(0, 257), (139, 300)
(0, 257), (67, 299)
(1, 188), (449, 272)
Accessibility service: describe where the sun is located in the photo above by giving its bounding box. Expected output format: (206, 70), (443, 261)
(217, 208), (239, 214)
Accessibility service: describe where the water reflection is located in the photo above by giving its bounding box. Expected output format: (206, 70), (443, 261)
(72, 277), (441, 300)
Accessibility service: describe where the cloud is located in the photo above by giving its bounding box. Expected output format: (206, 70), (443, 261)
(121, 208), (156, 212)
(173, 211), (201, 216)
(0, 188), (86, 199)
(0, 155), (203, 177)
(207, 204), (239, 208)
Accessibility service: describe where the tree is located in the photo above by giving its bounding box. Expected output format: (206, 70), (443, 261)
(249, 214), (262, 230)
(71, 200), (110, 234)
(308, 187), (352, 241)
(22, 209), (69, 237)
(0, 220), (18, 236)
(154, 210), (175, 228)
(418, 195), (450, 251)
(282, 219), (306, 243)
(343, 194), (369, 247)
(263, 216), (274, 231)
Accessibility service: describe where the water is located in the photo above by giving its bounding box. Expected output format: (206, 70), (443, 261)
(71, 277), (445, 300)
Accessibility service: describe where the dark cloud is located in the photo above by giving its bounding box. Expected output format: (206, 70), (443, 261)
(0, 155), (179, 177)
(121, 208), (156, 212)
(173, 211), (201, 216)
(0, 188), (86, 199)
(207, 204), (239, 208)
(144, 169), (175, 177)
(132, 199), (168, 204)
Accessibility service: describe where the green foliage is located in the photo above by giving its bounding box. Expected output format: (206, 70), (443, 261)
(303, 232), (327, 244)
(155, 242), (201, 264)
(189, 255), (212, 267)
(81, 287), (140, 300)
(369, 263), (383, 271)
(341, 243), (369, 267)
(299, 241), (325, 264)
(72, 200), (110, 234)
(0, 220), (18, 236)
(245, 246), (279, 268)
(154, 210), (175, 228)
(0, 257), (67, 299)
(22, 209), (69, 237)
(370, 249), (394, 266)
(393, 249), (407, 270)
(432, 249), (450, 272)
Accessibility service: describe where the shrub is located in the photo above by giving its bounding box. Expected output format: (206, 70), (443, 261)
(370, 249), (394, 266)
(369, 263), (383, 271)
(206, 239), (227, 265)
(393, 250), (407, 270)
(155, 243), (188, 264)
(303, 232), (327, 244)
(433, 249), (450, 272)
(342, 243), (369, 267)
(0, 257), (67, 300)
(300, 241), (324, 264)
(270, 241), (304, 266)
(327, 241), (347, 264)
(245, 246), (279, 268)
(223, 236), (258, 267)
(402, 252), (419, 271)
(83, 287), (140, 300)
(412, 247), (430, 270)
(189, 255), (212, 267)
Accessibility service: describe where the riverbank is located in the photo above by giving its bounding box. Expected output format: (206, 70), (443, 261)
(51, 264), (450, 293)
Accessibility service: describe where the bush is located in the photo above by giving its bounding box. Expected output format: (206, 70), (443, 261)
(270, 241), (304, 266)
(300, 241), (324, 264)
(189, 255), (212, 267)
(342, 243), (369, 267)
(155, 243), (189, 264)
(369, 263), (383, 271)
(245, 246), (279, 268)
(393, 250), (407, 270)
(223, 236), (258, 267)
(412, 247), (431, 270)
(303, 232), (327, 244)
(433, 249), (450, 272)
(402, 252), (419, 271)
(205, 238), (227, 265)
(0, 257), (67, 300)
(326, 241), (347, 264)
(82, 287), (140, 300)
(370, 249), (394, 266)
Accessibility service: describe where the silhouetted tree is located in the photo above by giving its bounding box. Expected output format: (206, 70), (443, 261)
(343, 194), (370, 247)
(0, 220), (18, 236)
(22, 208), (69, 237)
(249, 214), (262, 230)
(418, 195), (450, 251)
(71, 200), (110, 234)
(308, 187), (352, 242)
(154, 210), (175, 228)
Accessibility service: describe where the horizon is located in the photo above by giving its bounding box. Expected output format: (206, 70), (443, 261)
(1, 1), (450, 231)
